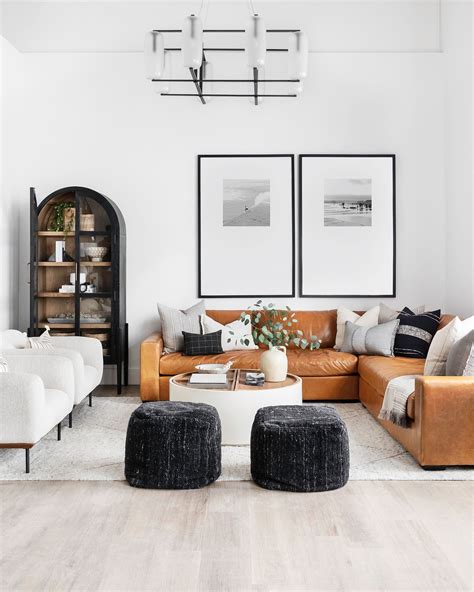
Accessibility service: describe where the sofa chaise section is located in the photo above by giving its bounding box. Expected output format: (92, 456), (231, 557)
(358, 355), (474, 467)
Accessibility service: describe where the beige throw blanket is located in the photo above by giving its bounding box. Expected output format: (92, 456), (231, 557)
(379, 375), (419, 427)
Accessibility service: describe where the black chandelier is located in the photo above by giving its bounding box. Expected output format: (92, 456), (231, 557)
(144, 13), (308, 106)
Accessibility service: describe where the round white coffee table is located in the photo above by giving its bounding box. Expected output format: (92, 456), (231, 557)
(169, 369), (302, 445)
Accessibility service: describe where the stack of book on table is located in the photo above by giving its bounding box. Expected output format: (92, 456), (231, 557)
(188, 373), (228, 389)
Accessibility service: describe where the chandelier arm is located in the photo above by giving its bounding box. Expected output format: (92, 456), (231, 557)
(159, 93), (298, 98)
(189, 68), (206, 104)
(151, 79), (300, 83)
(253, 67), (259, 106)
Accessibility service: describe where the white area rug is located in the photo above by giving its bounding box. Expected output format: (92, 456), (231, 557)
(0, 397), (472, 481)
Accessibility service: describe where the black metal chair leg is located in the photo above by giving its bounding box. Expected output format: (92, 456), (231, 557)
(69, 411), (73, 428)
(57, 422), (62, 441)
(89, 393), (92, 407)
(25, 449), (30, 474)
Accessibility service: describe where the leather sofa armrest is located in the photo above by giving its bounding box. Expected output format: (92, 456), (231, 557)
(140, 332), (164, 401)
(414, 376), (474, 466)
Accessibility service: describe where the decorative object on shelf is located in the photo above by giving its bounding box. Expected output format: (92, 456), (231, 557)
(47, 202), (75, 234)
(144, 2), (308, 105)
(85, 246), (108, 261)
(198, 154), (295, 297)
(299, 155), (396, 297)
(30, 186), (128, 393)
(47, 314), (108, 324)
(195, 362), (234, 374)
(79, 198), (95, 231)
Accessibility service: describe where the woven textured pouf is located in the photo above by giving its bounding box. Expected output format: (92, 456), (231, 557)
(251, 405), (350, 492)
(125, 402), (221, 489)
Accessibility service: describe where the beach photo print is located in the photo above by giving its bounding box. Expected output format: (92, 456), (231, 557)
(223, 179), (271, 227)
(299, 154), (395, 296)
(198, 154), (295, 297)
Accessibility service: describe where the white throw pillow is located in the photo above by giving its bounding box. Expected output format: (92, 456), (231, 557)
(424, 316), (474, 376)
(334, 306), (380, 351)
(201, 314), (258, 352)
(26, 328), (54, 351)
(0, 357), (8, 372)
(378, 303), (425, 324)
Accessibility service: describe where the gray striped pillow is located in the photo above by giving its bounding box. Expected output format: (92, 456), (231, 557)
(341, 319), (399, 357)
(157, 301), (205, 353)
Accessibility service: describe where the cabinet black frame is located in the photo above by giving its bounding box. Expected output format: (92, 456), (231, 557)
(29, 186), (128, 394)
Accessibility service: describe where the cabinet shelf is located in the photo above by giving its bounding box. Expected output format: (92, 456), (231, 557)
(36, 292), (74, 298)
(38, 321), (112, 329)
(38, 261), (111, 267)
(37, 231), (111, 237)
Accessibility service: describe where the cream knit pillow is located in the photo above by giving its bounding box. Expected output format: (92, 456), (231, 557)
(334, 306), (380, 350)
(424, 316), (474, 375)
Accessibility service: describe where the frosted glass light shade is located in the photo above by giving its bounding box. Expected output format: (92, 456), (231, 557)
(245, 14), (266, 69)
(144, 31), (165, 80)
(288, 31), (308, 79)
(182, 14), (203, 69)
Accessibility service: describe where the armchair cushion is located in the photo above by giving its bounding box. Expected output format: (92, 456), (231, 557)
(0, 354), (75, 445)
(0, 330), (28, 349)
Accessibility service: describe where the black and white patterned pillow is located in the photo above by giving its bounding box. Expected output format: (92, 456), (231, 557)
(394, 308), (441, 358)
(182, 331), (223, 356)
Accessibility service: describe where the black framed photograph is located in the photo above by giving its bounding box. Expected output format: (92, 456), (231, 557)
(198, 154), (295, 297)
(299, 154), (396, 297)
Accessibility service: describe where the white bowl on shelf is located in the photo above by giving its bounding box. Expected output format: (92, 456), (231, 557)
(85, 246), (108, 261)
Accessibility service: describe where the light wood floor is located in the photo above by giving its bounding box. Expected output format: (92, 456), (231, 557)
(0, 480), (472, 592)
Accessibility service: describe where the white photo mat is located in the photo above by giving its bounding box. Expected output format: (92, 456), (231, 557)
(198, 155), (295, 297)
(299, 155), (395, 296)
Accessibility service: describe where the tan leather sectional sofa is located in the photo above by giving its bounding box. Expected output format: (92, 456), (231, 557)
(141, 309), (474, 468)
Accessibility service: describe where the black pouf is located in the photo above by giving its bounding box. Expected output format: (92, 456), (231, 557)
(125, 402), (221, 489)
(251, 405), (350, 492)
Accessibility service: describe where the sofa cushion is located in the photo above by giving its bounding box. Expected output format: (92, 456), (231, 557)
(358, 355), (424, 396)
(160, 348), (358, 377)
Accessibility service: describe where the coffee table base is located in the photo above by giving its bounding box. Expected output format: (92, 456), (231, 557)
(170, 372), (302, 445)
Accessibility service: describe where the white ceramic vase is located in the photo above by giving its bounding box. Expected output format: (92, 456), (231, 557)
(260, 345), (288, 382)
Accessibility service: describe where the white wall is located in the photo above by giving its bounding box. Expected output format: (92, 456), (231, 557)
(7, 49), (445, 382)
(443, 0), (474, 318)
(0, 37), (22, 330)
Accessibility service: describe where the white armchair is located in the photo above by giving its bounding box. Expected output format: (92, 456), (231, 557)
(0, 331), (103, 417)
(0, 353), (75, 472)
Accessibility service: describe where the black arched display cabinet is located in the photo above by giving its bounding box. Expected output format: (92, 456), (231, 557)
(29, 186), (128, 393)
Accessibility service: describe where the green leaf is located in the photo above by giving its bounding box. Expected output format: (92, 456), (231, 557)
(258, 334), (266, 343)
(296, 330), (303, 336)
(293, 338), (300, 347)
(244, 318), (249, 325)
